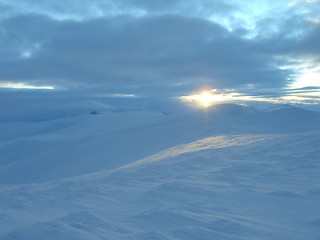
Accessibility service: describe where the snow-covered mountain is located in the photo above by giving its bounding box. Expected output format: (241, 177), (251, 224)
(0, 104), (319, 239)
(1, 104), (319, 184)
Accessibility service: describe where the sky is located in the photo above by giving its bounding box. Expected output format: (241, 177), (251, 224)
(0, 0), (319, 108)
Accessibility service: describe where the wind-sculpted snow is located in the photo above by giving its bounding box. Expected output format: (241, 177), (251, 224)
(0, 105), (320, 239)
(119, 134), (277, 169)
(0, 105), (319, 184)
(0, 131), (320, 240)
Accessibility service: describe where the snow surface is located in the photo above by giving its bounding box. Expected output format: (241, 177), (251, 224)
(0, 104), (320, 239)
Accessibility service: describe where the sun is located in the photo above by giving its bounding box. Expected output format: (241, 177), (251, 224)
(180, 90), (218, 108)
(196, 91), (216, 107)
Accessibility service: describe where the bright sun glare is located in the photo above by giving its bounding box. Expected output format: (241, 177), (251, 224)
(180, 90), (219, 108)
(196, 91), (215, 107)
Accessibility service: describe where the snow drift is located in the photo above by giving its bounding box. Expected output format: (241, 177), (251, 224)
(0, 104), (319, 239)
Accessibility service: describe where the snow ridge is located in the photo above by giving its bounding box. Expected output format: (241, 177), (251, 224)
(0, 105), (320, 239)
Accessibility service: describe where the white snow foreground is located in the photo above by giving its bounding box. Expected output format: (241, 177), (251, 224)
(0, 105), (320, 239)
(0, 133), (320, 239)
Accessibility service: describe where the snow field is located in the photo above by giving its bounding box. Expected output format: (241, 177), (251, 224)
(0, 104), (320, 239)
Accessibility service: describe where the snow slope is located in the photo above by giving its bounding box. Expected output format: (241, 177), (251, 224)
(0, 104), (320, 184)
(0, 132), (319, 239)
(0, 104), (320, 239)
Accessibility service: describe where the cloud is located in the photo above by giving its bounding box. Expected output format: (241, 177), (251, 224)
(0, 0), (236, 20)
(0, 13), (298, 95)
(0, 0), (319, 99)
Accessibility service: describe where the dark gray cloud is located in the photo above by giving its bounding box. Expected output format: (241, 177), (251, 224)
(0, 13), (299, 93)
(0, 0), (319, 98)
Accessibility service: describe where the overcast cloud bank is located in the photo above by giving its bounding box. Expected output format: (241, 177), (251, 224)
(0, 0), (319, 102)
